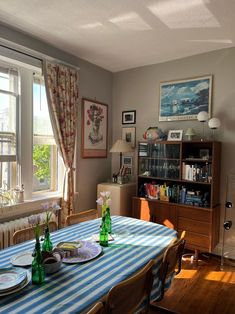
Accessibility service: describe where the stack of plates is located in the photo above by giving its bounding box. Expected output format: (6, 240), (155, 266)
(0, 268), (31, 296)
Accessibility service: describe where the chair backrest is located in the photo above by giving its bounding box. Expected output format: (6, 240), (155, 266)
(13, 221), (58, 245)
(86, 302), (104, 314)
(65, 209), (98, 226)
(104, 259), (154, 314)
(157, 231), (186, 301)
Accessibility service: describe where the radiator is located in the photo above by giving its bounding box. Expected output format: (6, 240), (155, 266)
(0, 212), (57, 250)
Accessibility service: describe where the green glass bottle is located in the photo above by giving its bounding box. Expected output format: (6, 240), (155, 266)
(32, 239), (45, 284)
(105, 207), (112, 234)
(42, 226), (53, 252)
(99, 216), (108, 247)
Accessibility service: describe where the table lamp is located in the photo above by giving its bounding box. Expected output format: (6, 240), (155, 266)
(110, 139), (133, 169)
(197, 111), (209, 141)
(185, 128), (196, 141)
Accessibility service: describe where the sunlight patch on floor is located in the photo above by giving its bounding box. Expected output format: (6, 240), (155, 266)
(205, 271), (235, 283)
(175, 269), (198, 279)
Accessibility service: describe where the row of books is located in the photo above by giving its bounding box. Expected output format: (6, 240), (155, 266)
(182, 162), (212, 182)
(142, 182), (210, 207)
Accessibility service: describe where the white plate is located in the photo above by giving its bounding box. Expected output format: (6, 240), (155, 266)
(0, 268), (27, 292)
(62, 240), (102, 264)
(10, 252), (33, 267)
(0, 270), (31, 296)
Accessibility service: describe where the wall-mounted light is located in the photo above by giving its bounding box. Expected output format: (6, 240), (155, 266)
(197, 111), (209, 141)
(208, 117), (221, 140)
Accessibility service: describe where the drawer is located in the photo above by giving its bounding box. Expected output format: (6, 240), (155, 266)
(179, 229), (210, 250)
(178, 217), (211, 236)
(178, 206), (211, 222)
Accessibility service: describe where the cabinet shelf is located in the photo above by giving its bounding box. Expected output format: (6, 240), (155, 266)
(182, 158), (212, 163)
(140, 157), (180, 161)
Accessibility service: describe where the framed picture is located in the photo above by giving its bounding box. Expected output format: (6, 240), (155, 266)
(122, 127), (136, 148)
(199, 149), (210, 160)
(81, 98), (108, 158)
(167, 130), (183, 141)
(124, 166), (132, 176)
(122, 110), (136, 124)
(159, 75), (212, 121)
(122, 156), (133, 167)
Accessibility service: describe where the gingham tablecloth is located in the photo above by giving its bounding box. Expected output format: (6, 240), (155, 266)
(0, 216), (177, 313)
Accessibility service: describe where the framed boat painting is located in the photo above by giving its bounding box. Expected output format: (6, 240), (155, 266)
(159, 75), (212, 121)
(82, 98), (108, 158)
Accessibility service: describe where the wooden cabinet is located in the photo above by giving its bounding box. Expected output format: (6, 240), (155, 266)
(97, 182), (136, 217)
(133, 141), (221, 253)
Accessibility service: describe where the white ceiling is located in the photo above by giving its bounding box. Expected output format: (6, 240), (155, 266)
(0, 0), (234, 72)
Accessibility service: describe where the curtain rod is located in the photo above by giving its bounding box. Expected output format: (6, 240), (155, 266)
(0, 43), (80, 71)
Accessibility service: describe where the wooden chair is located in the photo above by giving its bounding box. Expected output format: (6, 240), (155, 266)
(86, 302), (104, 314)
(150, 231), (186, 312)
(12, 221), (58, 245)
(65, 209), (98, 226)
(104, 259), (155, 313)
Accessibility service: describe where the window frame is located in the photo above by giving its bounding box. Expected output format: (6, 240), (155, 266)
(0, 58), (63, 201)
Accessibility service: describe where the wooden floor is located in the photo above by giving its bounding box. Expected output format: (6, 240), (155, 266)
(150, 252), (235, 314)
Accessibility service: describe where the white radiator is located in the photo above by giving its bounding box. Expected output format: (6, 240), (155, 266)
(0, 212), (56, 250)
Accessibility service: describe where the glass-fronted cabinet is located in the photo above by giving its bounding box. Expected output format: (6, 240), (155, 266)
(138, 142), (181, 179)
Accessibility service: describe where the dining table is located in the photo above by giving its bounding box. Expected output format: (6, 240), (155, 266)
(0, 215), (177, 314)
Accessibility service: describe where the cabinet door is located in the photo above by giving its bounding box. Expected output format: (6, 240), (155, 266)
(132, 197), (177, 229)
(150, 203), (177, 229)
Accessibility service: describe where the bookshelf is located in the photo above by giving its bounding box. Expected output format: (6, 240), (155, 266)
(132, 140), (221, 254)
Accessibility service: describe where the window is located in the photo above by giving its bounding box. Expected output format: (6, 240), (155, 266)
(0, 57), (63, 202)
(0, 64), (18, 190)
(33, 76), (58, 192)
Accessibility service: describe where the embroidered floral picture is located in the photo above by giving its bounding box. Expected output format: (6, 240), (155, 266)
(87, 104), (104, 144)
(82, 98), (108, 158)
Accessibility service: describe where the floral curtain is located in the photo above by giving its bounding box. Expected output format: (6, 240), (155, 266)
(43, 61), (79, 225)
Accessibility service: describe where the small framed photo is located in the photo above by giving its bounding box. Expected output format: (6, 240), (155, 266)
(124, 167), (132, 176)
(122, 127), (136, 148)
(167, 130), (183, 141)
(122, 110), (136, 124)
(199, 149), (210, 160)
(122, 156), (133, 167)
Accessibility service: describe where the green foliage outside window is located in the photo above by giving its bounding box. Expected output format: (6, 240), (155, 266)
(33, 145), (50, 182)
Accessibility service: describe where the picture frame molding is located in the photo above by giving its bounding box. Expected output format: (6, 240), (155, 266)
(167, 130), (183, 141)
(122, 110), (136, 125)
(122, 155), (133, 167)
(159, 75), (212, 122)
(122, 126), (136, 148)
(81, 97), (108, 158)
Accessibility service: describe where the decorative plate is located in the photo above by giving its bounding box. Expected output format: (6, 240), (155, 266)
(62, 241), (102, 263)
(0, 270), (31, 296)
(10, 252), (33, 267)
(0, 268), (27, 292)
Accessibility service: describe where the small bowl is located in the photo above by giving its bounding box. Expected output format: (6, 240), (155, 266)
(43, 256), (62, 274)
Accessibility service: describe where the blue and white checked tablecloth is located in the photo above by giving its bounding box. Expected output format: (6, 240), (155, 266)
(0, 216), (177, 314)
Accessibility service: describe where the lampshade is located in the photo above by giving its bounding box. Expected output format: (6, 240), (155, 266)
(185, 128), (196, 136)
(185, 128), (196, 141)
(110, 139), (133, 170)
(110, 139), (133, 153)
(197, 111), (209, 122)
(208, 117), (221, 129)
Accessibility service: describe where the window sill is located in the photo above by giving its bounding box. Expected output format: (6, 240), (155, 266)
(0, 193), (62, 223)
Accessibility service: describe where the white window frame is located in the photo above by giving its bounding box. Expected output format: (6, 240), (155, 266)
(0, 57), (64, 201)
